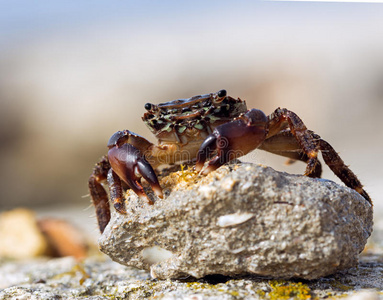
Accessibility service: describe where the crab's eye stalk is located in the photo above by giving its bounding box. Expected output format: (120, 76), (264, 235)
(217, 89), (227, 98)
(144, 103), (152, 111)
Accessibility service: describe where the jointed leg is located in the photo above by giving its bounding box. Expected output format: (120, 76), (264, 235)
(268, 108), (321, 178)
(89, 156), (133, 233)
(319, 139), (371, 204)
(259, 130), (322, 178)
(88, 156), (112, 233)
(107, 169), (126, 214)
(267, 108), (371, 204)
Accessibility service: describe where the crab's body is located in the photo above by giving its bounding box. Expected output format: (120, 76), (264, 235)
(89, 90), (371, 233)
(141, 91), (248, 168)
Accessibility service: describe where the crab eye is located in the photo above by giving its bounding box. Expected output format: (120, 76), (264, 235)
(144, 103), (152, 110)
(217, 89), (227, 98)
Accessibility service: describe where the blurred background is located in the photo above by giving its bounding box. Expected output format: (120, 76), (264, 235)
(0, 1), (382, 237)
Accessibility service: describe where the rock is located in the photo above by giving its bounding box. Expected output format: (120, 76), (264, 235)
(0, 208), (89, 259)
(2, 253), (383, 299)
(99, 162), (373, 280)
(0, 209), (49, 259)
(343, 290), (380, 300)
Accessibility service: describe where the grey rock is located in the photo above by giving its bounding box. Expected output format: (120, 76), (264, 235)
(1, 253), (383, 299)
(99, 162), (373, 280)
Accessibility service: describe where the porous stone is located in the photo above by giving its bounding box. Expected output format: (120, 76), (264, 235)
(1, 253), (383, 299)
(99, 162), (373, 280)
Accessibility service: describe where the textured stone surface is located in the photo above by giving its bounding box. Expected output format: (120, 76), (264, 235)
(1, 252), (383, 299)
(99, 162), (373, 280)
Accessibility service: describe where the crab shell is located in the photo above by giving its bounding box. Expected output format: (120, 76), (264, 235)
(142, 91), (248, 145)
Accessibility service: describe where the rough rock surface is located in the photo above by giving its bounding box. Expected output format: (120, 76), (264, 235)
(1, 253), (383, 300)
(99, 162), (373, 280)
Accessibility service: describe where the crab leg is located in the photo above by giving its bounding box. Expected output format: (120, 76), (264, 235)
(88, 156), (112, 233)
(266, 108), (322, 177)
(267, 108), (371, 204)
(196, 109), (268, 174)
(318, 139), (371, 204)
(259, 130), (322, 178)
(107, 169), (125, 214)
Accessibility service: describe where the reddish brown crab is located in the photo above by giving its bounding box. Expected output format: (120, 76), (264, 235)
(89, 90), (371, 233)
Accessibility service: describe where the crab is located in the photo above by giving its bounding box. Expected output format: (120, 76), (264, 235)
(89, 90), (371, 233)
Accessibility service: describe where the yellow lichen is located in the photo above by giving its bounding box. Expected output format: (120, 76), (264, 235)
(144, 164), (235, 197)
(268, 280), (312, 300)
(159, 166), (201, 192)
(185, 282), (213, 290)
(52, 263), (90, 285)
(256, 289), (266, 298)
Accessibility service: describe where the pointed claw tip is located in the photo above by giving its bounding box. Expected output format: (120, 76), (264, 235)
(152, 185), (164, 199)
(99, 225), (106, 234)
(145, 194), (155, 205)
(137, 191), (155, 205)
(137, 192), (148, 201)
(113, 201), (126, 214)
(201, 169), (209, 176)
(201, 164), (218, 176)
(195, 162), (204, 173)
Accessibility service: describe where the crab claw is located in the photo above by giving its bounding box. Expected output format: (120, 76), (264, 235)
(196, 109), (268, 175)
(195, 131), (234, 175)
(195, 134), (218, 173)
(136, 158), (164, 199)
(108, 143), (163, 204)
